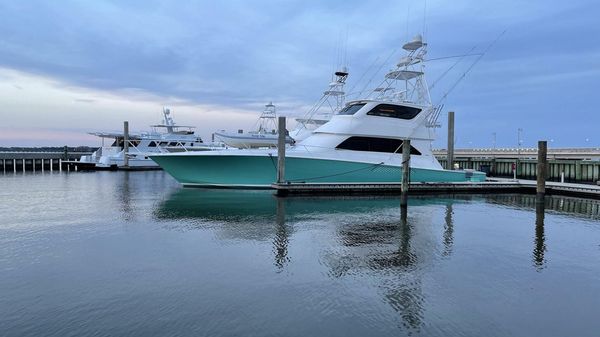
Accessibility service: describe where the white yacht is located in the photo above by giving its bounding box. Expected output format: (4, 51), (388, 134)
(213, 102), (294, 148)
(214, 68), (349, 148)
(150, 36), (486, 186)
(76, 108), (217, 170)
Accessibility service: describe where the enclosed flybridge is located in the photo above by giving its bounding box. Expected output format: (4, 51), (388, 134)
(151, 35), (486, 187)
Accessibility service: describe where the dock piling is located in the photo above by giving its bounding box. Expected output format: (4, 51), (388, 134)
(400, 139), (411, 208)
(277, 117), (286, 184)
(536, 140), (548, 200)
(124, 121), (129, 168)
(447, 111), (455, 170)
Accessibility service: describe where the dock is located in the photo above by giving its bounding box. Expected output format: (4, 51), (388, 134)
(272, 179), (600, 199)
(0, 149), (91, 172)
(433, 148), (600, 184)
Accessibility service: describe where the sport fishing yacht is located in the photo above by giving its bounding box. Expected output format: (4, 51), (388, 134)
(150, 36), (486, 186)
(214, 68), (349, 148)
(213, 102), (294, 148)
(76, 108), (217, 170)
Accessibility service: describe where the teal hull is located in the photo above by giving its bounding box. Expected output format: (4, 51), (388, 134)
(151, 154), (486, 187)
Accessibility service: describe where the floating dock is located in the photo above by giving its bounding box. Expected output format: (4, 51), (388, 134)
(272, 178), (600, 199)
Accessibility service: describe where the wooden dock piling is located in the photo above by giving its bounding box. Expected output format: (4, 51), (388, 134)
(400, 139), (411, 207)
(277, 116), (286, 184)
(447, 111), (455, 170)
(123, 121), (129, 168)
(537, 140), (547, 200)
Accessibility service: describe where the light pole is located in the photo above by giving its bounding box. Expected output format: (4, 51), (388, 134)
(516, 128), (523, 179)
(492, 132), (497, 176)
(517, 128), (523, 156)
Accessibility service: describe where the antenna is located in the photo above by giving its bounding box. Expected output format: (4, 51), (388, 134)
(357, 49), (397, 97)
(423, 0), (428, 41)
(435, 30), (506, 107)
(429, 45), (479, 91)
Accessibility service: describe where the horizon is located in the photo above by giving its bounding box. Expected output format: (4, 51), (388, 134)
(1, 0), (598, 148)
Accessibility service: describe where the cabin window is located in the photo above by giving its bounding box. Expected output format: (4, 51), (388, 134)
(336, 136), (421, 155)
(338, 103), (366, 115)
(366, 104), (420, 120)
(148, 141), (157, 147)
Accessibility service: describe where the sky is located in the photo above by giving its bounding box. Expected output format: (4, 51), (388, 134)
(0, 0), (599, 148)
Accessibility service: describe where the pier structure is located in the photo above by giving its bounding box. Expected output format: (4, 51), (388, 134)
(435, 148), (600, 184)
(272, 179), (600, 199)
(273, 140), (600, 199)
(0, 150), (91, 173)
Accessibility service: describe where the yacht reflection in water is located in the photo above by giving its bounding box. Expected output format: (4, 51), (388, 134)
(154, 189), (457, 332)
(153, 189), (600, 332)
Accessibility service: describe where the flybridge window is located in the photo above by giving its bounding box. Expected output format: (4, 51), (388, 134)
(336, 136), (422, 155)
(338, 103), (366, 115)
(366, 104), (421, 120)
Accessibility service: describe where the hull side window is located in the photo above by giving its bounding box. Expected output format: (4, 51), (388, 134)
(336, 136), (421, 155)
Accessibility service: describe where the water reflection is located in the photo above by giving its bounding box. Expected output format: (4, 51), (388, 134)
(443, 203), (454, 258)
(274, 198), (290, 271)
(153, 189), (600, 334)
(533, 198), (547, 270)
(119, 171), (133, 221)
(485, 194), (600, 220)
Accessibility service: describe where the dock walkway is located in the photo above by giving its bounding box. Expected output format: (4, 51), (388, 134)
(272, 178), (600, 199)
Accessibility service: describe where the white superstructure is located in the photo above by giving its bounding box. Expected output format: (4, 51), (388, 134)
(78, 108), (218, 169)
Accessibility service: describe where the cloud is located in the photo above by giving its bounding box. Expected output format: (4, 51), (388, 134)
(0, 0), (599, 146)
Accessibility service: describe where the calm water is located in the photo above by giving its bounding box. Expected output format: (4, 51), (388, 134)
(1, 171), (599, 337)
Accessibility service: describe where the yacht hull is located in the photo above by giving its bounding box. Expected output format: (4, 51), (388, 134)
(150, 154), (486, 188)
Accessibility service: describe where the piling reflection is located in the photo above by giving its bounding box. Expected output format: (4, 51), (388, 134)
(443, 203), (454, 257)
(533, 198), (547, 270)
(388, 204), (423, 331)
(118, 172), (133, 221)
(274, 198), (290, 271)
